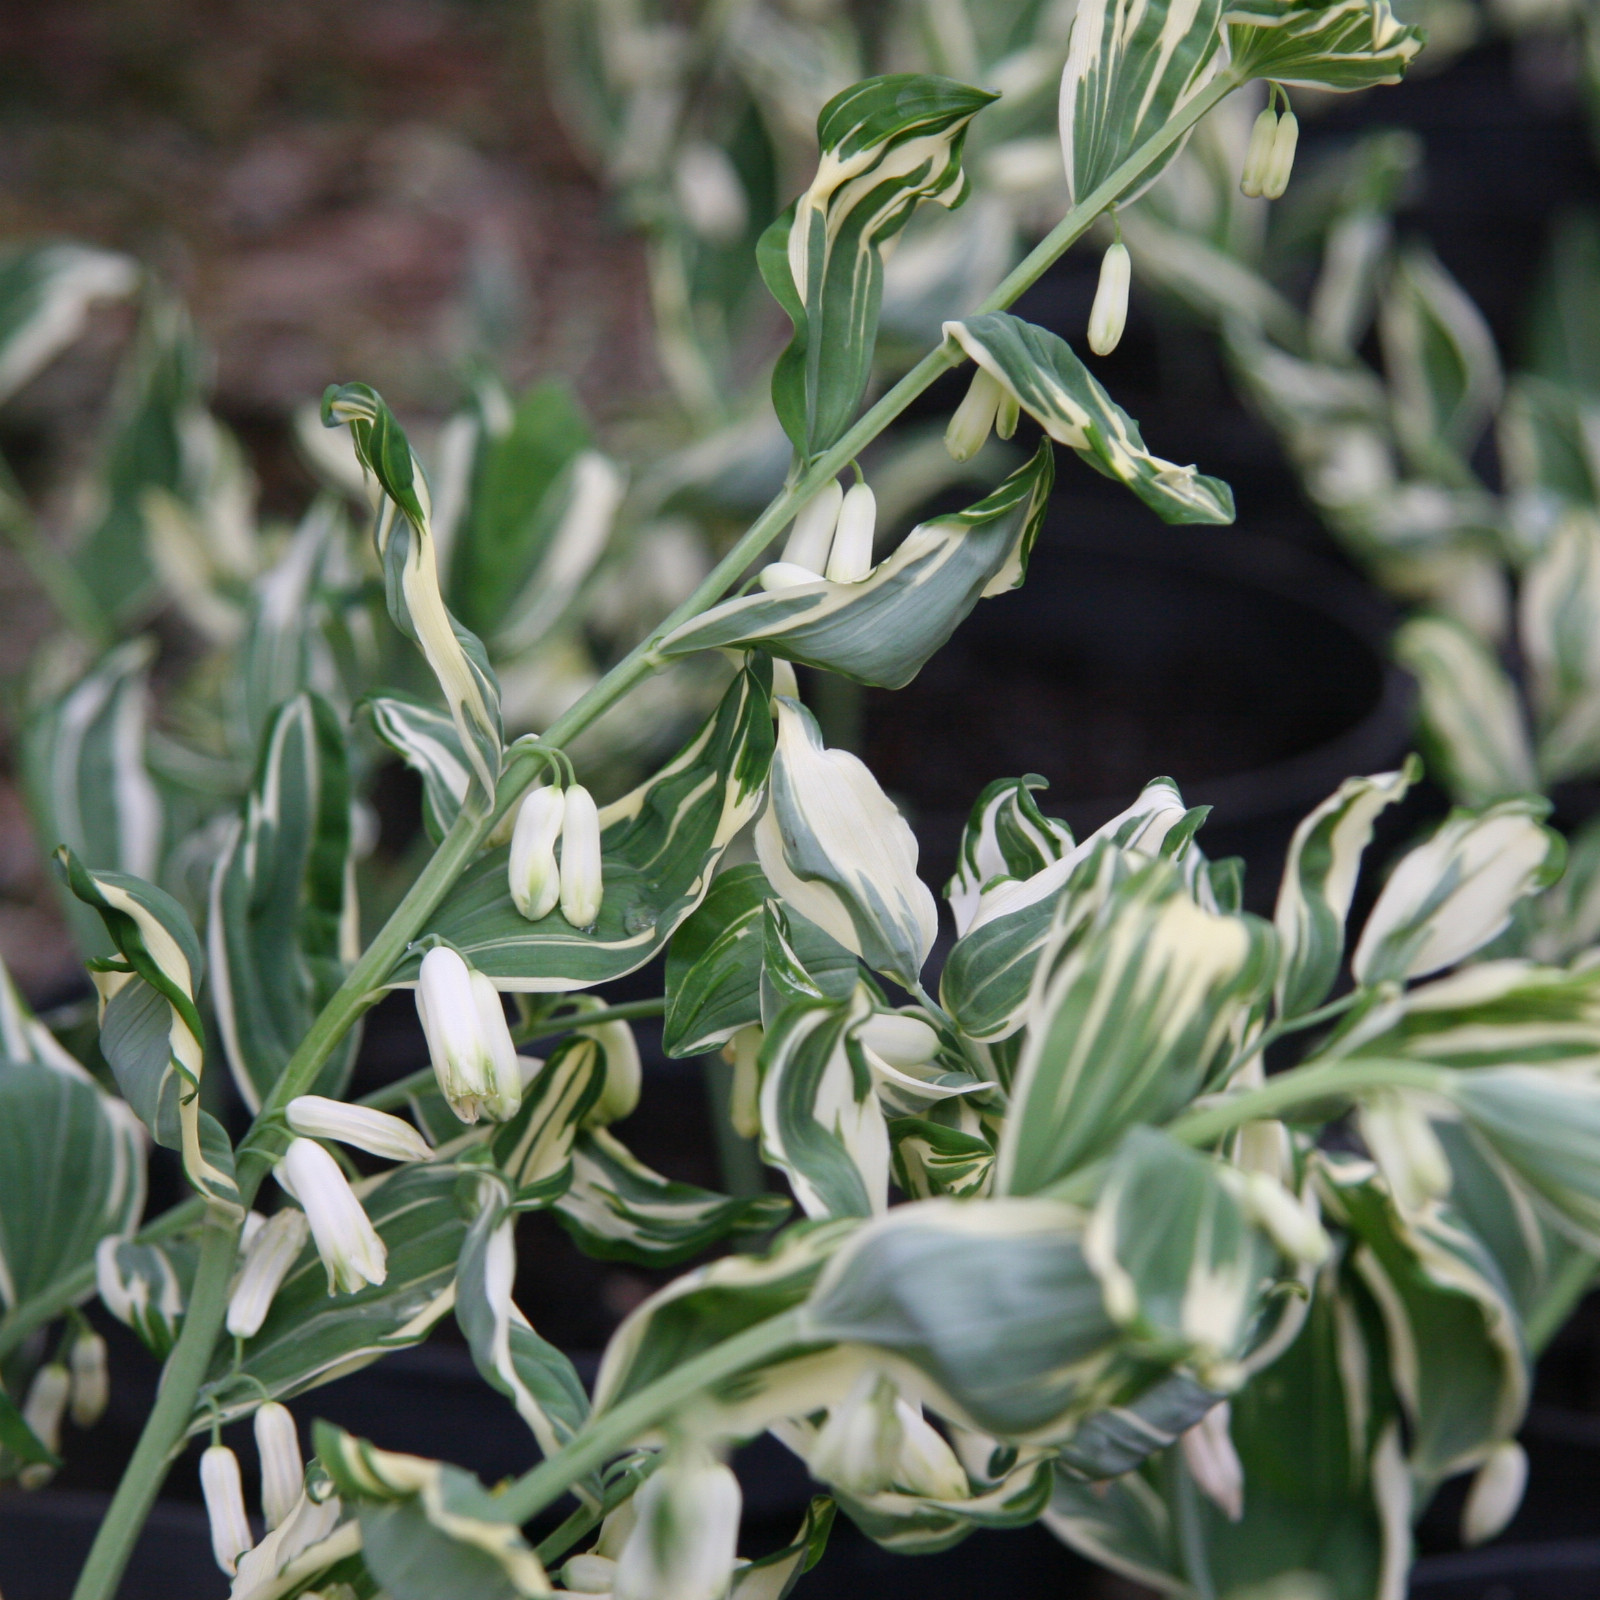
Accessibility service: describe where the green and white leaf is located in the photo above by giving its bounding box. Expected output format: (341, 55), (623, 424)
(946, 774), (1075, 938)
(0, 243), (137, 405)
(96, 1235), (194, 1357)
(945, 314), (1234, 525)
(1273, 762), (1417, 1019)
(1224, 0), (1425, 90)
(766, 74), (997, 457)
(889, 1112), (996, 1200)
(729, 1495), (835, 1600)
(658, 441), (1053, 690)
(209, 692), (356, 1111)
(662, 863), (856, 1058)
(390, 658), (775, 992)
(364, 694), (474, 842)
(1520, 512), (1600, 783)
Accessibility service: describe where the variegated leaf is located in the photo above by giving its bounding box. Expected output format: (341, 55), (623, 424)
(1394, 617), (1537, 806)
(759, 985), (889, 1221)
(321, 382), (503, 799)
(96, 1236), (193, 1357)
(389, 657), (774, 991)
(888, 1112), (995, 1200)
(364, 693), (473, 842)
(455, 1173), (592, 1465)
(59, 853), (239, 1213)
(729, 1496), (835, 1599)
(1055, 1371), (1222, 1480)
(1059, 0), (1225, 209)
(1224, 0), (1425, 90)
(662, 864), (856, 1058)
(554, 1126), (791, 1264)
(489, 1035), (607, 1201)
(658, 441), (1053, 689)
(0, 243), (137, 405)
(0, 1061), (144, 1318)
(945, 314), (1234, 524)
(198, 1163), (467, 1425)
(764, 74), (997, 457)
(831, 1452), (1053, 1556)
(1273, 762), (1417, 1019)
(997, 855), (1274, 1194)
(945, 773), (1075, 940)
(209, 693), (356, 1112)
(1521, 512), (1600, 783)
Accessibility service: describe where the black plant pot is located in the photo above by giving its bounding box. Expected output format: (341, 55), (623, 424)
(860, 509), (1415, 912)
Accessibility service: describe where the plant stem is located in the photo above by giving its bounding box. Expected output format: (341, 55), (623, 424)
(496, 1309), (810, 1525)
(534, 1452), (663, 1567)
(516, 997), (668, 1045)
(69, 1212), (240, 1600)
(1254, 989), (1362, 1052)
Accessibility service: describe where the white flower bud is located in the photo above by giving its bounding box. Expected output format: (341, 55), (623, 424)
(1240, 106), (1278, 198)
(68, 1330), (109, 1428)
(892, 1400), (970, 1501)
(559, 784), (604, 930)
(416, 946), (522, 1124)
(254, 1402), (304, 1531)
(509, 786), (566, 921)
(857, 1013), (940, 1069)
(1181, 1403), (1244, 1521)
(286, 1096), (432, 1164)
(561, 1552), (619, 1592)
(825, 482), (877, 584)
(227, 1208), (310, 1339)
(759, 560), (825, 592)
(673, 142), (747, 244)
(1087, 241), (1131, 357)
(781, 479), (844, 571)
(722, 1024), (763, 1139)
(1235, 1171), (1330, 1265)
(19, 1363), (69, 1489)
(613, 1449), (742, 1600)
(274, 1138), (387, 1295)
(1361, 1092), (1453, 1212)
(201, 1443), (255, 1574)
(1462, 1440), (1527, 1546)
(995, 389), (1020, 440)
(1260, 110), (1299, 200)
(944, 367), (1005, 462)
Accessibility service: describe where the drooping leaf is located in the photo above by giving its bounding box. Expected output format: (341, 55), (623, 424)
(95, 1235), (195, 1357)
(944, 314), (1234, 524)
(764, 74), (997, 457)
(658, 442), (1054, 689)
(209, 692), (356, 1111)
(663, 863), (856, 1058)
(1521, 512), (1600, 783)
(729, 1496), (836, 1599)
(390, 657), (774, 992)
(945, 773), (1075, 939)
(1224, 0), (1425, 91)
(831, 1452), (1053, 1557)
(555, 1126), (791, 1264)
(364, 693), (474, 842)
(322, 382), (503, 799)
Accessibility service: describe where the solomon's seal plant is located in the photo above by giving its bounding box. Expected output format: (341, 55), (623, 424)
(14, 3), (1600, 1598)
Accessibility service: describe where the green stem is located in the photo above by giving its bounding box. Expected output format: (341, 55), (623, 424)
(534, 1452), (663, 1567)
(1254, 989), (1362, 1052)
(515, 997), (667, 1046)
(69, 1213), (241, 1600)
(496, 1309), (810, 1526)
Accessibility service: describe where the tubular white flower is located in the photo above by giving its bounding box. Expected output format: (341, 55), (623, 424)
(759, 560), (825, 592)
(509, 786), (565, 921)
(1462, 1440), (1528, 1546)
(201, 1443), (255, 1575)
(1087, 241), (1131, 357)
(944, 367), (1004, 462)
(613, 1449), (742, 1600)
(254, 1402), (304, 1531)
(1230, 1170), (1330, 1265)
(825, 482), (877, 583)
(227, 1208), (310, 1339)
(68, 1330), (109, 1428)
(19, 1363), (69, 1488)
(857, 1013), (940, 1069)
(286, 1096), (432, 1164)
(416, 946), (522, 1124)
(995, 388), (1020, 440)
(1181, 1403), (1244, 1522)
(559, 784), (604, 930)
(1240, 106), (1278, 197)
(1260, 111), (1300, 200)
(274, 1138), (387, 1295)
(781, 479), (844, 571)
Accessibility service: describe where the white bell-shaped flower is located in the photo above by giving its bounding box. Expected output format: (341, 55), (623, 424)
(559, 784), (604, 930)
(1087, 240), (1131, 357)
(286, 1096), (432, 1163)
(68, 1329), (108, 1428)
(274, 1138), (387, 1295)
(227, 1207), (310, 1339)
(825, 482), (877, 583)
(1260, 111), (1299, 200)
(945, 367), (1004, 462)
(19, 1363), (69, 1489)
(416, 946), (522, 1124)
(1240, 106), (1278, 197)
(509, 785), (565, 921)
(254, 1402), (305, 1531)
(200, 1443), (255, 1575)
(781, 479), (844, 572)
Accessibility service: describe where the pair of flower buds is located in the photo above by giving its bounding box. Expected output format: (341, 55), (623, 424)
(1241, 99), (1299, 200)
(508, 779), (603, 928)
(759, 475), (878, 591)
(16, 1328), (108, 1489)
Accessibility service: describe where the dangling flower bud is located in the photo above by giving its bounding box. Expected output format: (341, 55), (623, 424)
(274, 1138), (388, 1295)
(944, 367), (1005, 462)
(254, 1402), (305, 1531)
(578, 1008), (642, 1127)
(613, 1447), (742, 1600)
(19, 1363), (69, 1489)
(1181, 1402), (1244, 1521)
(509, 786), (565, 921)
(416, 946), (523, 1124)
(68, 1329), (109, 1429)
(1240, 105), (1278, 198)
(201, 1443), (255, 1575)
(995, 389), (1020, 440)
(1229, 1170), (1330, 1265)
(1260, 110), (1299, 200)
(286, 1096), (432, 1163)
(759, 561), (827, 592)
(227, 1207), (310, 1339)
(825, 482), (877, 583)
(1088, 241), (1132, 357)
(1462, 1440), (1528, 1546)
(559, 784), (604, 929)
(781, 479), (844, 572)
